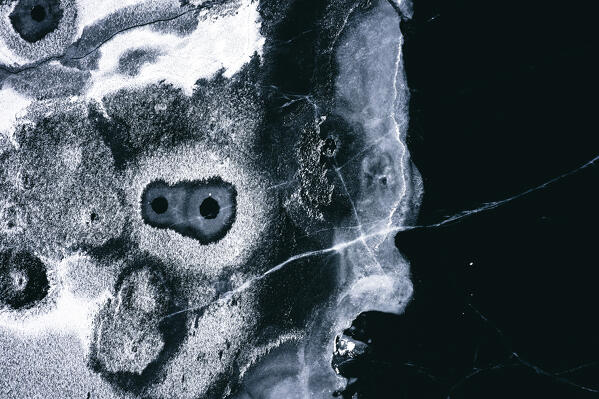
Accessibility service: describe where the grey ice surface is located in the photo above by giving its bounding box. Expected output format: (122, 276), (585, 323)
(0, 0), (428, 398)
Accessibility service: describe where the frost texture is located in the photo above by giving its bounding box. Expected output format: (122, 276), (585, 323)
(0, 0), (422, 398)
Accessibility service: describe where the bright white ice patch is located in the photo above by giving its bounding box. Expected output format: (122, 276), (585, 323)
(0, 288), (109, 346)
(86, 0), (265, 99)
(0, 88), (31, 137)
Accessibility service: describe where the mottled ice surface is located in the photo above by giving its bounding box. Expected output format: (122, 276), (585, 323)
(0, 0), (420, 398)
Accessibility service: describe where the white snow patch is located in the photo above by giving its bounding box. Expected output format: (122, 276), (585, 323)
(86, 0), (264, 99)
(0, 88), (31, 137)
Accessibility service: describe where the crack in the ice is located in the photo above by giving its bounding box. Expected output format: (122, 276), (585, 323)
(513, 353), (599, 394)
(273, 29), (315, 45)
(162, 225), (403, 320)
(445, 303), (599, 397)
(297, 216), (392, 240)
(383, 20), (408, 242)
(334, 131), (394, 172)
(401, 362), (444, 383)
(163, 153), (599, 321)
(334, 166), (384, 272)
(69, 7), (206, 61)
(405, 154), (599, 231)
(555, 362), (599, 376)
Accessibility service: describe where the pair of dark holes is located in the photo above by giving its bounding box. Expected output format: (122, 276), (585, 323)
(150, 196), (220, 219)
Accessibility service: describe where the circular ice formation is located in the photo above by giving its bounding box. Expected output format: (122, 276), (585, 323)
(0, 0), (77, 63)
(0, 250), (49, 310)
(141, 178), (237, 244)
(128, 143), (278, 278)
(9, 0), (64, 43)
(89, 260), (186, 391)
(0, 100), (125, 258)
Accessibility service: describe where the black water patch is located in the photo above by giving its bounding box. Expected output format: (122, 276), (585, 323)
(0, 250), (49, 310)
(9, 0), (63, 43)
(335, 0), (599, 396)
(141, 178), (237, 244)
(150, 196), (168, 214)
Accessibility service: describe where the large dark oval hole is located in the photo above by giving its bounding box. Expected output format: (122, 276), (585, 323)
(30, 5), (46, 22)
(151, 196), (168, 214)
(199, 197), (219, 219)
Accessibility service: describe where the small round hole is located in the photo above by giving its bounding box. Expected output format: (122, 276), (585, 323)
(151, 196), (168, 214)
(30, 5), (46, 22)
(199, 197), (219, 219)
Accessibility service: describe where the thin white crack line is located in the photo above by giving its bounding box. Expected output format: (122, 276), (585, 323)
(162, 225), (403, 320)
(555, 362), (599, 376)
(414, 153), (599, 230)
(383, 27), (409, 245)
(446, 303), (599, 397)
(334, 166), (384, 272)
(335, 133), (393, 172)
(0, 0), (226, 74)
(163, 154), (599, 320)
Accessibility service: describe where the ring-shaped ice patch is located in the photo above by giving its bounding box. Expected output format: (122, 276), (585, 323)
(127, 144), (276, 279)
(0, 0), (77, 64)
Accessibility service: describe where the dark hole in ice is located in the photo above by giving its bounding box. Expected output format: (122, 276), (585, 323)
(323, 137), (336, 153)
(321, 136), (339, 158)
(199, 197), (219, 219)
(30, 5), (46, 22)
(141, 178), (236, 244)
(90, 212), (98, 222)
(151, 196), (168, 214)
(0, 250), (49, 310)
(9, 0), (63, 43)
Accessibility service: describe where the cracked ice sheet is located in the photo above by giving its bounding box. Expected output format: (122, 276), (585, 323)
(0, 1), (422, 398)
(445, 304), (599, 397)
(318, 1), (422, 392)
(331, 0), (421, 315)
(233, 1), (423, 397)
